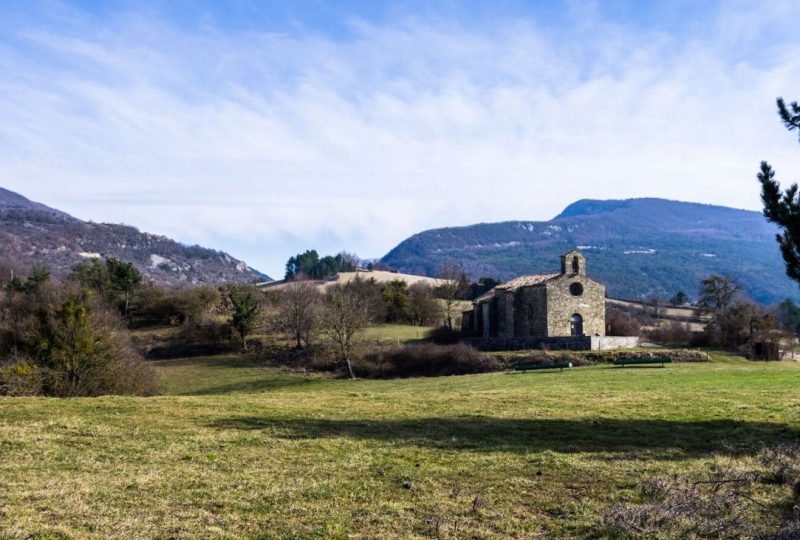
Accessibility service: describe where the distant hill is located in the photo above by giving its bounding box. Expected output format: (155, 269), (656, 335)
(261, 269), (447, 292)
(0, 187), (271, 285)
(0, 187), (71, 217)
(381, 198), (798, 305)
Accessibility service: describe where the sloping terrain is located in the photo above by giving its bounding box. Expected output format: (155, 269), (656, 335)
(260, 269), (446, 292)
(0, 187), (70, 217)
(381, 198), (796, 305)
(0, 187), (270, 285)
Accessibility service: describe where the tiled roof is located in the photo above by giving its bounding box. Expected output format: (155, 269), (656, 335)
(475, 272), (560, 303)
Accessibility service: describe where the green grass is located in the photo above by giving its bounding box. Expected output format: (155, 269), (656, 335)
(1, 353), (799, 538)
(362, 323), (433, 344)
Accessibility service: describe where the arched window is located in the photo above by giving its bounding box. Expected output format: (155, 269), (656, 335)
(570, 313), (584, 337)
(572, 256), (580, 273)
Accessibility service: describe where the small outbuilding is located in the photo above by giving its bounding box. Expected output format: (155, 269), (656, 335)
(751, 330), (799, 361)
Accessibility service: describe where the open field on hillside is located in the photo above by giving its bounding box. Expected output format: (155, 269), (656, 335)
(1, 353), (800, 538)
(362, 324), (433, 344)
(259, 270), (447, 292)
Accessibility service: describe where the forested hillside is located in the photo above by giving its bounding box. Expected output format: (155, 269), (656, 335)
(381, 198), (796, 305)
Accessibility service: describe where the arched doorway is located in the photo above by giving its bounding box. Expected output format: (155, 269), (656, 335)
(570, 314), (584, 337)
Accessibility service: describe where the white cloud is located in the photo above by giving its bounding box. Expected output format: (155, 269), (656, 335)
(1, 3), (800, 277)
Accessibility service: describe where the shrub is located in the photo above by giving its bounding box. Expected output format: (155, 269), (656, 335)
(132, 285), (222, 327)
(146, 321), (233, 359)
(600, 445), (800, 538)
(0, 358), (42, 396)
(606, 305), (642, 336)
(647, 320), (693, 346)
(1, 269), (157, 397)
(510, 351), (586, 368)
(35, 296), (158, 397)
(426, 325), (461, 345)
(354, 344), (501, 379)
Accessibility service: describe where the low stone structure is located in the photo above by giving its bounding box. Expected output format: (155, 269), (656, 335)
(751, 330), (799, 361)
(467, 335), (639, 352)
(461, 250), (637, 351)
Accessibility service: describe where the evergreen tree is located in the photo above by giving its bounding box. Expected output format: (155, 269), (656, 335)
(228, 287), (260, 351)
(284, 250), (358, 280)
(758, 97), (800, 284)
(106, 258), (142, 318)
(6, 265), (50, 294)
(669, 291), (689, 306)
(382, 280), (411, 323)
(777, 298), (800, 334)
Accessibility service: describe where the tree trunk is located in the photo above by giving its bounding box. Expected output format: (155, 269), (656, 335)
(345, 355), (356, 379)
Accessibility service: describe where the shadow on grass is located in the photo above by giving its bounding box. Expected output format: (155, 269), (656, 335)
(153, 355), (262, 369)
(155, 355), (323, 396)
(208, 416), (799, 456)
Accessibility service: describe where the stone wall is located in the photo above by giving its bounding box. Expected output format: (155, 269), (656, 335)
(465, 335), (637, 352)
(513, 286), (548, 337)
(461, 311), (474, 335)
(545, 275), (605, 337)
(589, 336), (639, 350)
(498, 290), (515, 338)
(466, 336), (593, 351)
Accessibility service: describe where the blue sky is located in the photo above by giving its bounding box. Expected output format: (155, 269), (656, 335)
(1, 1), (799, 278)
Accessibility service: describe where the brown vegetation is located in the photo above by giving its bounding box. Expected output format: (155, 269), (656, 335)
(354, 343), (501, 379)
(0, 268), (157, 396)
(601, 444), (800, 538)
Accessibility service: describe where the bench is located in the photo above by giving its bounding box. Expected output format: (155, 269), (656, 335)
(613, 357), (672, 368)
(515, 361), (573, 372)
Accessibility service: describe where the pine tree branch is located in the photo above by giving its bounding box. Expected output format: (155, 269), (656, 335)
(778, 97), (800, 138)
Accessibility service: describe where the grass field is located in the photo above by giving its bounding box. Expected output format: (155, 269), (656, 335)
(362, 324), (433, 344)
(1, 353), (800, 538)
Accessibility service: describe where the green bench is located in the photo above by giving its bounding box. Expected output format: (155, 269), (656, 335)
(515, 361), (573, 372)
(614, 357), (672, 368)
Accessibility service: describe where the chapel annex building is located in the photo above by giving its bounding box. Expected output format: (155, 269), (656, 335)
(461, 250), (606, 341)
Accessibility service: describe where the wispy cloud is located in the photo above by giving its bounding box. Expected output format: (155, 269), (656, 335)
(1, 2), (799, 276)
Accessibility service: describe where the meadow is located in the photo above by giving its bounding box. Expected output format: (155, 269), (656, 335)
(1, 351), (799, 538)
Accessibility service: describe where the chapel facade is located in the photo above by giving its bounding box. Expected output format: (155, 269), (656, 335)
(461, 251), (606, 339)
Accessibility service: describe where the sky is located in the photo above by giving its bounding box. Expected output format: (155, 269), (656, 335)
(1, 1), (799, 278)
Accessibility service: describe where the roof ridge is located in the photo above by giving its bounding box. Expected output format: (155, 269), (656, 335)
(475, 272), (562, 303)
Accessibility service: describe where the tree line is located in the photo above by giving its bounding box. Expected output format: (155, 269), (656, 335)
(0, 252), (474, 393)
(606, 272), (800, 353)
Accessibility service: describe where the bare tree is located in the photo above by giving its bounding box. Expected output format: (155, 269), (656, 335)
(436, 261), (466, 330)
(318, 280), (374, 378)
(645, 294), (662, 323)
(337, 251), (361, 269)
(698, 274), (739, 318)
(276, 277), (321, 349)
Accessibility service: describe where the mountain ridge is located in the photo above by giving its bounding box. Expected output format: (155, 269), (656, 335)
(0, 187), (271, 285)
(380, 198), (795, 305)
(0, 187), (72, 218)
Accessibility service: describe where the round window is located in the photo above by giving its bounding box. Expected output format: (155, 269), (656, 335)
(569, 282), (584, 296)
